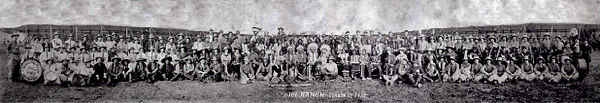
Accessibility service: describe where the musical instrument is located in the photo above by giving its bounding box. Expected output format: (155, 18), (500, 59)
(20, 58), (44, 82)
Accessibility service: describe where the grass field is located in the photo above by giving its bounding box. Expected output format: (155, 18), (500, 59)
(1, 46), (599, 102)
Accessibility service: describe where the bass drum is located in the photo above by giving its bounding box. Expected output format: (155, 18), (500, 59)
(20, 58), (44, 83)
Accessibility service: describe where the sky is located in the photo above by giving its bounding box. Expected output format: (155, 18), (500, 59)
(0, 0), (599, 34)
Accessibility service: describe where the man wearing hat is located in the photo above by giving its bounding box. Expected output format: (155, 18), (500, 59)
(544, 56), (562, 83)
(94, 34), (105, 48)
(561, 56), (579, 82)
(553, 36), (565, 55)
(145, 55), (161, 83)
(395, 51), (410, 84)
(105, 35), (116, 50)
(172, 56), (194, 81)
(126, 49), (146, 82)
(90, 56), (108, 84)
(318, 56), (338, 80)
(51, 33), (63, 49)
(443, 56), (460, 82)
(43, 59), (60, 85)
(474, 57), (495, 83)
(116, 36), (128, 52)
(505, 57), (522, 82)
(39, 46), (54, 65)
(56, 58), (73, 86)
(194, 57), (209, 81)
(490, 56), (508, 84)
(422, 52), (438, 83)
(239, 56), (255, 84)
(541, 33), (552, 56)
(255, 56), (273, 81)
(159, 57), (175, 81)
(470, 55), (483, 82)
(78, 35), (90, 49)
(533, 56), (548, 80)
(458, 55), (472, 82)
(338, 44), (351, 80)
(407, 62), (423, 87)
(519, 56), (537, 82)
(107, 56), (125, 85)
(192, 35), (204, 53)
(65, 34), (77, 49)
(29, 36), (44, 58)
(68, 59), (90, 86)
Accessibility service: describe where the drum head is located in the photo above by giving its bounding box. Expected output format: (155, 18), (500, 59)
(44, 73), (57, 81)
(20, 59), (43, 82)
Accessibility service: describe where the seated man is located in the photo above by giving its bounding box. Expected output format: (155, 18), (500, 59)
(422, 58), (438, 83)
(349, 49), (361, 80)
(490, 57), (508, 84)
(126, 57), (146, 82)
(91, 57), (107, 84)
(458, 56), (472, 82)
(69, 60), (91, 86)
(359, 49), (371, 80)
(505, 58), (522, 82)
(561, 57), (579, 82)
(444, 56), (460, 82)
(255, 57), (273, 81)
(205, 57), (220, 81)
(172, 56), (194, 81)
(159, 57), (175, 81)
(319, 56), (338, 80)
(194, 57), (209, 81)
(474, 57), (495, 83)
(470, 56), (483, 82)
(383, 49), (400, 85)
(407, 62), (423, 87)
(545, 56), (562, 83)
(396, 57), (410, 83)
(533, 56), (548, 81)
(107, 57), (126, 86)
(43, 59), (61, 85)
(239, 56), (255, 84)
(145, 58), (160, 83)
(520, 56), (537, 82)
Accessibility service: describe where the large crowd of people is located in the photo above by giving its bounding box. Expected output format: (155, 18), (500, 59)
(6, 27), (593, 87)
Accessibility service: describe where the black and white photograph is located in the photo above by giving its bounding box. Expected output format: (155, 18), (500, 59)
(1, 0), (599, 102)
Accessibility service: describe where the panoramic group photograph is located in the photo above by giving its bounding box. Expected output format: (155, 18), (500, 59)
(1, 0), (599, 102)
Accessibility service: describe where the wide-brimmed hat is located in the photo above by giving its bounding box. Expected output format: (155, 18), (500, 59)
(183, 56), (193, 61)
(161, 57), (173, 63)
(485, 56), (492, 60)
(95, 57), (104, 61)
(111, 56), (122, 61)
(536, 56), (545, 61)
(472, 55), (480, 60)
